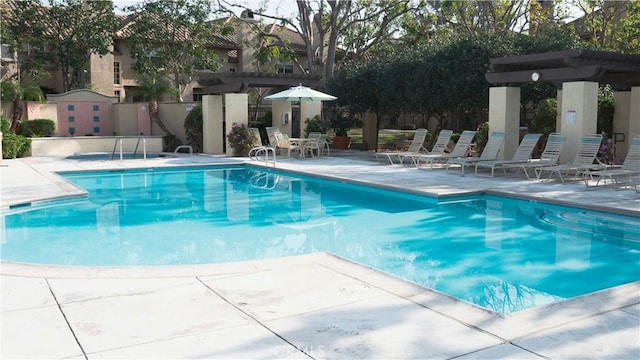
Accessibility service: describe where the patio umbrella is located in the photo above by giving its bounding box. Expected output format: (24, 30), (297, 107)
(264, 84), (337, 102)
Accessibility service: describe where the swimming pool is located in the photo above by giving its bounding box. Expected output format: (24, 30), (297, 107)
(2, 165), (638, 313)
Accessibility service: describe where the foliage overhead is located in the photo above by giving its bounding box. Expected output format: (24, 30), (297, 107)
(123, 0), (234, 101)
(244, 0), (423, 84)
(3, 0), (118, 92)
(569, 0), (640, 53)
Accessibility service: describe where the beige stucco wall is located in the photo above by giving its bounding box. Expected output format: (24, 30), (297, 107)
(300, 101), (322, 135)
(270, 100), (292, 136)
(203, 95), (224, 154)
(224, 93), (249, 155)
(488, 87), (521, 160)
(30, 136), (163, 156)
(558, 81), (599, 163)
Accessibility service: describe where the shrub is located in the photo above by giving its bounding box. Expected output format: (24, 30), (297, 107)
(304, 115), (330, 136)
(2, 132), (31, 158)
(184, 104), (203, 153)
(227, 123), (257, 155)
(163, 134), (182, 152)
(1, 117), (10, 133)
(17, 119), (55, 137)
(475, 122), (489, 154)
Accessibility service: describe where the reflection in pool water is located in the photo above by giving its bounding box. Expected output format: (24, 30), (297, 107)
(2, 166), (638, 313)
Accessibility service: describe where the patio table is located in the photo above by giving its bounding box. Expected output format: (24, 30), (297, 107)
(288, 138), (314, 158)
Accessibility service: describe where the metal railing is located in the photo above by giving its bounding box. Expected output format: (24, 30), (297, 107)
(111, 135), (147, 161)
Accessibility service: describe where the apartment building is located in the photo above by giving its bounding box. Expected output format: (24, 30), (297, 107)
(1, 6), (315, 102)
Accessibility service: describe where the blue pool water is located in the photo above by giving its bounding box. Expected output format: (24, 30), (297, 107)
(2, 166), (639, 313)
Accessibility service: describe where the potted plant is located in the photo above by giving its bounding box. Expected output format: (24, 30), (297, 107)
(227, 123), (257, 156)
(330, 114), (354, 149)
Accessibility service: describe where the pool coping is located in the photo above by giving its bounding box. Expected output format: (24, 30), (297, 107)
(2, 252), (638, 344)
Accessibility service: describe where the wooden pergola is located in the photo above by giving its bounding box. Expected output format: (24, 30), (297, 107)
(485, 50), (640, 90)
(197, 71), (322, 93)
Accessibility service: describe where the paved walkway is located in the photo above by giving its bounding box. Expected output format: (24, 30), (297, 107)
(1, 152), (639, 359)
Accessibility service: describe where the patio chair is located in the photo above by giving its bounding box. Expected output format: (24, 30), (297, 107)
(474, 133), (542, 177)
(249, 127), (262, 145)
(446, 132), (506, 176)
(265, 127), (280, 147)
(583, 135), (640, 189)
(307, 132), (321, 140)
(248, 128), (276, 165)
(535, 134), (604, 183)
(502, 133), (567, 179)
(274, 132), (302, 158)
(375, 128), (429, 165)
(303, 133), (329, 158)
(414, 130), (477, 169)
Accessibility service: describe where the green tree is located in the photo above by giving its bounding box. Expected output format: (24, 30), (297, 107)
(123, 0), (233, 101)
(3, 0), (118, 92)
(247, 0), (422, 84)
(569, 0), (640, 53)
(133, 72), (179, 136)
(427, 0), (533, 35)
(1, 81), (46, 133)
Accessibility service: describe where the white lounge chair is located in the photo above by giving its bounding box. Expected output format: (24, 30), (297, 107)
(375, 128), (429, 165)
(475, 133), (542, 177)
(535, 134), (604, 183)
(407, 130), (453, 166)
(413, 130), (477, 169)
(583, 135), (640, 189)
(446, 132), (506, 175)
(502, 133), (567, 179)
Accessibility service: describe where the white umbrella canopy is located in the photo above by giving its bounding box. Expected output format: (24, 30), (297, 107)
(264, 84), (337, 102)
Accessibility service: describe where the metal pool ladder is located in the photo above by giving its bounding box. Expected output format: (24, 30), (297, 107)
(111, 135), (147, 161)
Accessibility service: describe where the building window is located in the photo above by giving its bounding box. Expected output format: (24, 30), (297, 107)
(113, 62), (121, 84)
(68, 127), (75, 135)
(114, 90), (121, 102)
(0, 44), (12, 60)
(93, 116), (100, 122)
(93, 104), (100, 111)
(67, 104), (75, 111)
(93, 127), (100, 133)
(276, 62), (294, 74)
(68, 116), (75, 122)
(192, 88), (203, 102)
(227, 49), (239, 63)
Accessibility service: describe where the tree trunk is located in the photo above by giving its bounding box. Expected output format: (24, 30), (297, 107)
(149, 100), (172, 136)
(9, 97), (23, 133)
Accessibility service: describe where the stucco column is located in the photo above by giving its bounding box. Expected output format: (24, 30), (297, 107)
(271, 100), (292, 136)
(300, 101), (321, 136)
(613, 90), (631, 160)
(559, 81), (598, 163)
(630, 86), (640, 141)
(202, 95), (223, 154)
(224, 93), (248, 156)
(555, 89), (563, 134)
(488, 86), (520, 160)
(363, 111), (378, 151)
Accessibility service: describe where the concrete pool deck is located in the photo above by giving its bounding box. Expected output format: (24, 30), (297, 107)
(1, 152), (639, 359)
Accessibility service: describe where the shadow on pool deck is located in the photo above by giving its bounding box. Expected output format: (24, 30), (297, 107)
(0, 154), (639, 359)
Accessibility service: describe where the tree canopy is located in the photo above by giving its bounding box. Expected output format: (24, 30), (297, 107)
(123, 0), (234, 101)
(3, 0), (118, 92)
